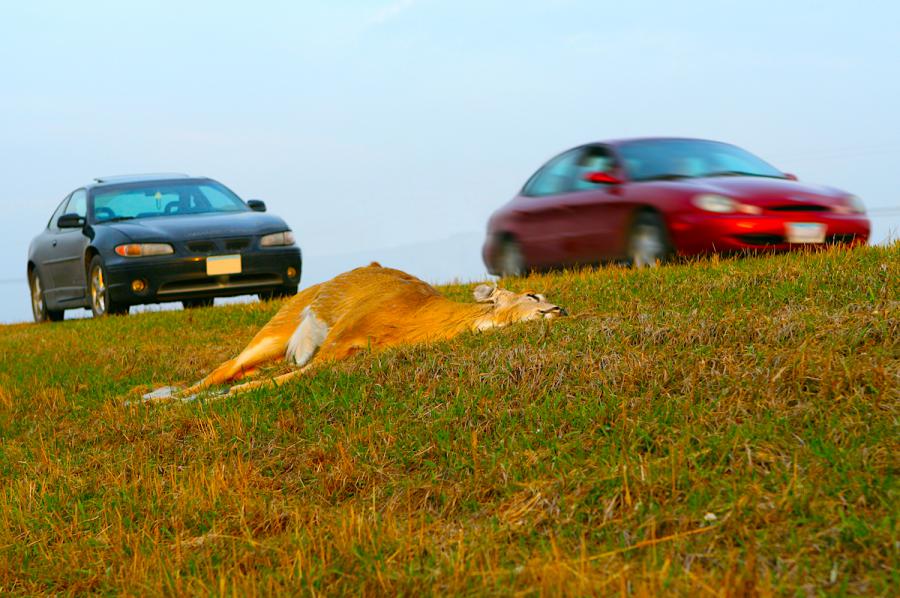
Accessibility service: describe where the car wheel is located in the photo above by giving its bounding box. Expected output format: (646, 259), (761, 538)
(29, 269), (64, 323)
(88, 256), (128, 317)
(259, 286), (298, 301)
(182, 298), (215, 309)
(627, 212), (672, 268)
(497, 238), (526, 277)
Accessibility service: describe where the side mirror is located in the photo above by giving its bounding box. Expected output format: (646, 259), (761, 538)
(57, 213), (85, 228)
(583, 171), (623, 185)
(247, 199), (267, 212)
(783, 173), (798, 181)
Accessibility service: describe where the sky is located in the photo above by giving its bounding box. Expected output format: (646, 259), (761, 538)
(1, 0), (898, 323)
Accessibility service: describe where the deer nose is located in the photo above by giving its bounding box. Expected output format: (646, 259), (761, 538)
(558, 307), (569, 317)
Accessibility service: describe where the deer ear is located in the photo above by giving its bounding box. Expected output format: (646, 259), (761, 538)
(473, 284), (497, 303)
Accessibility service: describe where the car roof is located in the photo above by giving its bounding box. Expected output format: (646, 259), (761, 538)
(84, 173), (210, 191)
(597, 136), (727, 148)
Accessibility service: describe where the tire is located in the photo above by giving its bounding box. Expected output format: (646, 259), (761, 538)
(497, 238), (526, 277)
(29, 269), (64, 323)
(88, 255), (128, 317)
(259, 286), (298, 301)
(627, 212), (672, 268)
(182, 298), (215, 309)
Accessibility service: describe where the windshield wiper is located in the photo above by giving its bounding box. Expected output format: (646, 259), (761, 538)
(704, 170), (785, 179)
(638, 173), (692, 182)
(101, 216), (136, 223)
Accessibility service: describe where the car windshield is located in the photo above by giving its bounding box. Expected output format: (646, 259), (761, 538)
(91, 180), (248, 222)
(618, 139), (786, 182)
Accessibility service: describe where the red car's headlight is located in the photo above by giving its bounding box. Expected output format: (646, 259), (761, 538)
(845, 195), (866, 214)
(692, 194), (761, 214)
(693, 194), (735, 213)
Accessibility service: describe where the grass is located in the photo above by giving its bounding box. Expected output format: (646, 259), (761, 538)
(0, 244), (897, 596)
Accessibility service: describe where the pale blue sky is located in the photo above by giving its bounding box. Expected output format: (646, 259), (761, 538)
(1, 1), (898, 321)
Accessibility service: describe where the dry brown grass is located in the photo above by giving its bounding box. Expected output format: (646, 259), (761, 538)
(0, 245), (897, 595)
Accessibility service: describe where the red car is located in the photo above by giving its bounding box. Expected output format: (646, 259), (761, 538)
(482, 137), (870, 275)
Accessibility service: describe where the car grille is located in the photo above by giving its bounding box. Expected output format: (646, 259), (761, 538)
(766, 205), (830, 212)
(158, 273), (282, 295)
(186, 238), (252, 254)
(224, 238), (251, 251)
(826, 234), (857, 245)
(187, 241), (216, 253)
(736, 233), (858, 247)
(735, 234), (785, 246)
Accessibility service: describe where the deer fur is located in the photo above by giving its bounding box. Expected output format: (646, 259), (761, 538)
(144, 262), (566, 401)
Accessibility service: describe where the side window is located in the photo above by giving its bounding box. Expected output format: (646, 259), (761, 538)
(66, 190), (88, 218)
(522, 150), (581, 197)
(47, 195), (71, 229)
(572, 146), (616, 191)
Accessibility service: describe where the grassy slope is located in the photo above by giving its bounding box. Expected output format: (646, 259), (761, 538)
(0, 245), (897, 596)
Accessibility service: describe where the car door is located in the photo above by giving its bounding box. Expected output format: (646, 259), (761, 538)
(559, 145), (631, 262)
(47, 189), (90, 303)
(512, 149), (582, 268)
(32, 196), (71, 304)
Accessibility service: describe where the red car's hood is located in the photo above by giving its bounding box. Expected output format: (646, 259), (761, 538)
(683, 176), (848, 204)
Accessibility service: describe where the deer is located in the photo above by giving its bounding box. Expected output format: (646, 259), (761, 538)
(142, 262), (567, 401)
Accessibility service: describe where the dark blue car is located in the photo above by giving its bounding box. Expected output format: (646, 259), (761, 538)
(27, 174), (302, 322)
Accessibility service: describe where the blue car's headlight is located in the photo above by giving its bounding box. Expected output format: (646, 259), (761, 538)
(115, 243), (175, 257)
(260, 231), (295, 247)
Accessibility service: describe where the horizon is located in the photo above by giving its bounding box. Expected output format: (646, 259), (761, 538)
(1, 0), (898, 323)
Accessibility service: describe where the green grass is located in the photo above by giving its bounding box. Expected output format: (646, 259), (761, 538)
(1, 245), (897, 595)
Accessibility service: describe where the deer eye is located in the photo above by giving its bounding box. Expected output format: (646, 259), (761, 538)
(527, 293), (541, 302)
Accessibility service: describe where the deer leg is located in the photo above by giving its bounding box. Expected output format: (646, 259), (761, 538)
(140, 285), (323, 404)
(313, 339), (366, 363)
(226, 335), (366, 397)
(227, 364), (316, 396)
(224, 309), (330, 397)
(178, 334), (289, 397)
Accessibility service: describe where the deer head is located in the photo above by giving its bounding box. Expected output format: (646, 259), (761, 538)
(473, 284), (567, 328)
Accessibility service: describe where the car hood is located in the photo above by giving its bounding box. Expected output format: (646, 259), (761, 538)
(681, 176), (849, 205)
(100, 211), (291, 242)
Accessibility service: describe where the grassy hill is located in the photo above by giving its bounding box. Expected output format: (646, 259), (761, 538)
(0, 245), (897, 595)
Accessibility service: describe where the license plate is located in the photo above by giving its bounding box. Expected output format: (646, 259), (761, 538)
(785, 222), (826, 244)
(206, 254), (242, 275)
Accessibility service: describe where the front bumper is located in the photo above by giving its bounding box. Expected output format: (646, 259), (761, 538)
(105, 247), (302, 304)
(669, 212), (871, 256)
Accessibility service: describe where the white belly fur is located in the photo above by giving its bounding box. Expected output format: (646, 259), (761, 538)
(286, 307), (329, 366)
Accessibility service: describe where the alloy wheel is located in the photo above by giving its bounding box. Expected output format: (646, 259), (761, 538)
(30, 272), (44, 320)
(91, 265), (107, 315)
(498, 239), (525, 277)
(629, 223), (666, 267)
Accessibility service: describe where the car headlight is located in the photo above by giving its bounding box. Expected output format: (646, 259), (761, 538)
(114, 243), (174, 257)
(692, 194), (737, 213)
(845, 195), (866, 214)
(260, 231), (295, 247)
